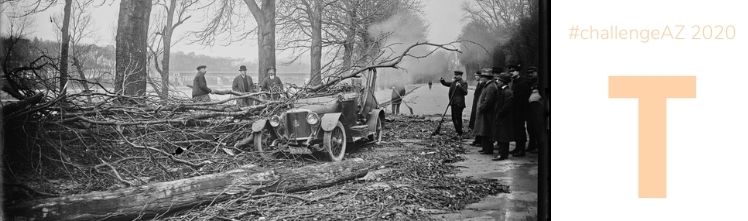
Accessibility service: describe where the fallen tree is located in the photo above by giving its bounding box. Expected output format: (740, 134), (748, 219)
(7, 158), (378, 221)
(2, 41), (465, 220)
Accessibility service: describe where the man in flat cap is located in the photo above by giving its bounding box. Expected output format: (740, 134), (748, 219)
(192, 65), (212, 102)
(260, 67), (284, 100)
(493, 72), (515, 161)
(439, 70), (469, 138)
(232, 65), (256, 106)
(508, 64), (531, 157)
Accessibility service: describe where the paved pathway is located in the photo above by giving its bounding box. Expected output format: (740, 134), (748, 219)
(434, 142), (538, 221)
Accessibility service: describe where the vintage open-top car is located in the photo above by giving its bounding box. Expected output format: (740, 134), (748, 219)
(251, 69), (385, 161)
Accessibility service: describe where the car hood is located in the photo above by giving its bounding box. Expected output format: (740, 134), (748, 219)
(291, 95), (340, 114)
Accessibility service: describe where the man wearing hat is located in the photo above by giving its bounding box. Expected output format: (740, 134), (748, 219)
(439, 70), (469, 137)
(508, 64), (531, 157)
(492, 72), (515, 161)
(526, 66), (545, 153)
(232, 65), (256, 106)
(192, 65), (212, 102)
(469, 70), (489, 146)
(260, 67), (284, 100)
(474, 70), (497, 154)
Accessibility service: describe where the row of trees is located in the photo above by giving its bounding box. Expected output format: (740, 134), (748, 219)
(2, 0), (425, 102)
(458, 0), (539, 76)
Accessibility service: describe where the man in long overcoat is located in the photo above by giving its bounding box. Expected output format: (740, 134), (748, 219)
(526, 66), (545, 153)
(475, 71), (497, 154)
(493, 72), (515, 161)
(232, 65), (256, 106)
(508, 64), (531, 157)
(469, 71), (488, 146)
(192, 65), (212, 102)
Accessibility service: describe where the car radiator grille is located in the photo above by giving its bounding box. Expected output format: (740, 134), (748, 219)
(286, 112), (311, 139)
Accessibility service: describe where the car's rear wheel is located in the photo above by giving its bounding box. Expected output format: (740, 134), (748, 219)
(323, 121), (347, 162)
(254, 128), (276, 159)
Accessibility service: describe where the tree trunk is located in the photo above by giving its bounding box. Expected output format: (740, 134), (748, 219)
(256, 0), (276, 85)
(115, 0), (152, 97)
(160, 0), (177, 102)
(342, 5), (356, 71)
(71, 57), (91, 102)
(7, 159), (375, 221)
(359, 24), (373, 62)
(59, 0), (73, 93)
(309, 3), (322, 86)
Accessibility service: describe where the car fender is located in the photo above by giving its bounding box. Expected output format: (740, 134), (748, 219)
(367, 109), (385, 131)
(251, 119), (268, 132)
(321, 113), (342, 131)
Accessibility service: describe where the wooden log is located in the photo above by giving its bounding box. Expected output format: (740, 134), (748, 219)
(7, 159), (374, 221)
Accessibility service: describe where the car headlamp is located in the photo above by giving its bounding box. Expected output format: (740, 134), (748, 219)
(269, 115), (281, 127)
(306, 112), (320, 125)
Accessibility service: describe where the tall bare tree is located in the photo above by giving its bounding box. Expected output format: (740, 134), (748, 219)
(463, 0), (533, 34)
(115, 0), (152, 97)
(59, 0), (72, 93)
(149, 0), (198, 101)
(277, 0), (336, 86)
(277, 0), (418, 83)
(52, 0), (96, 97)
(194, 0), (275, 84)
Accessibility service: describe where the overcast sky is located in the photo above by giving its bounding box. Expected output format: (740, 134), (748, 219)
(2, 0), (468, 61)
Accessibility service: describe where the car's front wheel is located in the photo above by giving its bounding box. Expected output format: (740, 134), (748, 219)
(254, 128), (277, 159)
(323, 121), (347, 162)
(372, 117), (383, 144)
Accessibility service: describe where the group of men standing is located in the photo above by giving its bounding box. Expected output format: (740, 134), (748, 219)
(441, 65), (545, 161)
(191, 65), (285, 104)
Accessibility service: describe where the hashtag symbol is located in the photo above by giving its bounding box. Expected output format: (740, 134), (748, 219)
(569, 25), (579, 39)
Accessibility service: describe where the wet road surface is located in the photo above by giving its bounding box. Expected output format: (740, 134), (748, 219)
(434, 142), (538, 221)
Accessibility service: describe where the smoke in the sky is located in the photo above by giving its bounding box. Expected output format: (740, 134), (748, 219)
(368, 10), (458, 90)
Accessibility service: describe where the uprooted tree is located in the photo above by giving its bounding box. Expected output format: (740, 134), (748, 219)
(2, 1), (467, 219)
(2, 39), (462, 217)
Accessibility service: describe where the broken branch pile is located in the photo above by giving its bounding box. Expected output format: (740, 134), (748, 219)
(160, 115), (509, 220)
(2, 89), (301, 207)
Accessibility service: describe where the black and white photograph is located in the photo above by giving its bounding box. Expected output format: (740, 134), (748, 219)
(0, 0), (548, 220)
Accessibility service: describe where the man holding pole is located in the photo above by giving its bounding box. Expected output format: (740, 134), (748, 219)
(439, 71), (469, 138)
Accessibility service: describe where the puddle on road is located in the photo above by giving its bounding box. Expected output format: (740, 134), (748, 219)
(439, 144), (539, 221)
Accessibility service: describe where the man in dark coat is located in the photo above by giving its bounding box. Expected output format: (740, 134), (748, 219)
(390, 85), (406, 115)
(526, 66), (545, 153)
(469, 71), (488, 146)
(260, 67), (284, 100)
(192, 65), (212, 102)
(232, 65), (256, 106)
(439, 71), (469, 137)
(508, 64), (531, 157)
(493, 72), (515, 161)
(474, 72), (497, 154)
